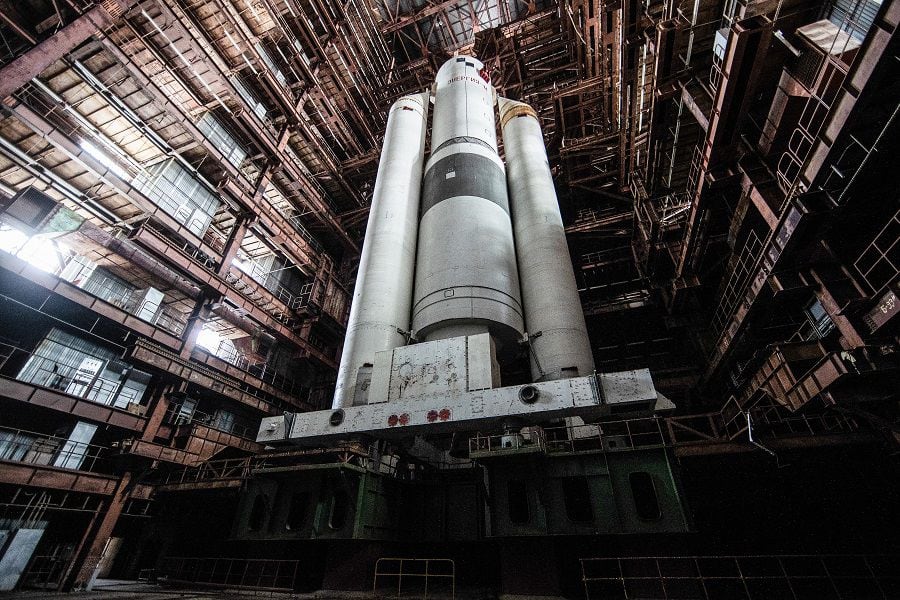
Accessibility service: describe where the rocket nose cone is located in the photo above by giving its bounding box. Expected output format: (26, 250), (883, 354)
(437, 55), (485, 76)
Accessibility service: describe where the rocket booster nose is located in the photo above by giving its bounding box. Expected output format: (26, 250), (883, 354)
(436, 55), (485, 75)
(431, 56), (498, 152)
(389, 92), (428, 116)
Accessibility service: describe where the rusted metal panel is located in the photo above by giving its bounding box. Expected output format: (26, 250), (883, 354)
(124, 439), (200, 466)
(0, 3), (127, 99)
(28, 387), (78, 412)
(863, 286), (899, 333)
(0, 461), (118, 495)
(1, 378), (146, 431)
(0, 378), (44, 402)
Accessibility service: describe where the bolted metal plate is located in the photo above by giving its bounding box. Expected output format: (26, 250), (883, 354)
(258, 370), (662, 446)
(598, 369), (657, 406)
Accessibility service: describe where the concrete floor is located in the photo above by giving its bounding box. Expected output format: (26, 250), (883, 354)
(0, 579), (465, 599)
(0, 579), (479, 599)
(0, 579), (304, 599)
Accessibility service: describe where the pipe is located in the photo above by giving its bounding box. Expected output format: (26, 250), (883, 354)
(73, 213), (287, 343)
(745, 410), (783, 467)
(69, 216), (202, 300)
(499, 97), (595, 381)
(331, 92), (429, 409)
(0, 135), (121, 226)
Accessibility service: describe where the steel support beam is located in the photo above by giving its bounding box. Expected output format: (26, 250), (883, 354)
(67, 473), (132, 590)
(0, 1), (135, 100)
(382, 0), (462, 33)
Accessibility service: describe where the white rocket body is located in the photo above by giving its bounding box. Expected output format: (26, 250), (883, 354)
(413, 57), (524, 347)
(332, 57), (594, 409)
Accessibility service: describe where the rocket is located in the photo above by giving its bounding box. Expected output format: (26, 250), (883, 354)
(332, 56), (594, 409)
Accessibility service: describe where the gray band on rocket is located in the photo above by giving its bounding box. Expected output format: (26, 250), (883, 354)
(421, 153), (509, 216)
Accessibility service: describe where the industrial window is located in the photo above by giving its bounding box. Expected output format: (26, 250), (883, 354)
(81, 268), (134, 309)
(16, 328), (151, 409)
(212, 410), (235, 433)
(804, 299), (835, 339)
(561, 476), (594, 523)
(0, 430), (33, 462)
(248, 494), (269, 531)
(285, 492), (309, 531)
(629, 472), (661, 521)
(134, 159), (221, 237)
(255, 43), (288, 87)
(828, 0), (880, 41)
(197, 113), (247, 169)
(231, 76), (268, 121)
(507, 480), (530, 524)
(329, 490), (350, 530)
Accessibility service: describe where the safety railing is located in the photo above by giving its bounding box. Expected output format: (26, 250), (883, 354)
(374, 558), (455, 599)
(581, 554), (899, 599)
(153, 308), (187, 336)
(775, 1), (870, 200)
(157, 556), (298, 591)
(709, 36), (726, 91)
(721, 403), (861, 441)
(544, 419), (668, 454)
(710, 229), (763, 336)
(142, 222), (217, 271)
(853, 204), (900, 297)
(581, 246), (635, 269)
(287, 213), (325, 256)
(37, 252), (188, 337)
(201, 340), (302, 397)
(469, 429), (546, 457)
(467, 406), (868, 461)
(164, 403), (256, 441)
(151, 457), (254, 486)
(230, 259), (301, 308)
(0, 341), (150, 410)
(654, 192), (693, 227)
(0, 425), (110, 474)
(280, 145), (335, 212)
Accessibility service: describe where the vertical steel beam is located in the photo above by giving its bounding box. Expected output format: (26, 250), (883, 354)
(66, 473), (133, 590)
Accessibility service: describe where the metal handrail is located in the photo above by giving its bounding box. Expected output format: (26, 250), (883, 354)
(198, 340), (301, 396)
(469, 429), (546, 456)
(544, 419), (667, 453)
(0, 341), (150, 410)
(374, 557), (456, 600)
(582, 554), (899, 600)
(157, 556), (298, 591)
(467, 408), (866, 460)
(19, 251), (188, 336)
(152, 457), (254, 486)
(164, 403), (256, 441)
(224, 265), (308, 317)
(0, 425), (110, 474)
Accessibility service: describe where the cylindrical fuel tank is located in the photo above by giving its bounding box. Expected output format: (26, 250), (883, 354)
(412, 57), (524, 348)
(499, 98), (595, 381)
(332, 93), (429, 408)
